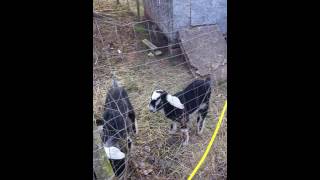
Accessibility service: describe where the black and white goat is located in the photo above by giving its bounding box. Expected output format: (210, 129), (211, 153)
(96, 79), (137, 177)
(148, 77), (212, 145)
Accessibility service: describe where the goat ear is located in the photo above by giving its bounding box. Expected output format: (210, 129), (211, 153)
(166, 94), (184, 109)
(104, 146), (125, 160)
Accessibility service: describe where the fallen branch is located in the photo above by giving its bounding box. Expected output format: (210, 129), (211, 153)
(93, 11), (115, 18)
(93, 11), (103, 18)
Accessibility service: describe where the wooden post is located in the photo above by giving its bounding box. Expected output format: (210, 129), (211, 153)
(132, 24), (138, 49)
(93, 117), (114, 179)
(97, 0), (101, 9)
(114, 25), (125, 61)
(147, 22), (152, 42)
(152, 24), (159, 43)
(143, 0), (147, 18)
(136, 0), (140, 20)
(127, 0), (130, 10)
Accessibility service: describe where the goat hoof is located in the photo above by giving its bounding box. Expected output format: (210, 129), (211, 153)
(197, 128), (204, 135)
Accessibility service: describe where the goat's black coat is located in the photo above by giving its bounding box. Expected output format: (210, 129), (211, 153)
(109, 159), (126, 177)
(158, 77), (212, 127)
(101, 86), (136, 146)
(97, 80), (136, 178)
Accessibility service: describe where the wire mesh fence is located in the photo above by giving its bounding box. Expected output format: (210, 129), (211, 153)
(93, 1), (227, 179)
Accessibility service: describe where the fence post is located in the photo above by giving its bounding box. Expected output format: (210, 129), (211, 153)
(127, 0), (130, 10)
(93, 117), (114, 179)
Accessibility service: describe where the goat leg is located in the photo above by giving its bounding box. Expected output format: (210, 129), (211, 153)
(181, 128), (189, 146)
(180, 115), (189, 146)
(168, 121), (177, 134)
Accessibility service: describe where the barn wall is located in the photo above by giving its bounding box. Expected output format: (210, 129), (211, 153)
(144, 0), (227, 41)
(172, 0), (191, 41)
(190, 0), (226, 34)
(173, 0), (226, 39)
(143, 0), (174, 41)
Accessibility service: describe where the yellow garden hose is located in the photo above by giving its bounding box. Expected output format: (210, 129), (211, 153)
(188, 100), (227, 180)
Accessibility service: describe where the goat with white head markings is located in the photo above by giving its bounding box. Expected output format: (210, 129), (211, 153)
(96, 78), (137, 177)
(148, 77), (212, 145)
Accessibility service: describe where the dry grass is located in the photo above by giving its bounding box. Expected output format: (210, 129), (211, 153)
(93, 1), (227, 179)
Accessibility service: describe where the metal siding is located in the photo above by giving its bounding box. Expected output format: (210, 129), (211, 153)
(144, 0), (226, 41)
(172, 0), (190, 31)
(190, 0), (227, 34)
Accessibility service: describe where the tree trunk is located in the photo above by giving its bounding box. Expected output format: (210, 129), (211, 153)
(136, 0), (140, 20)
